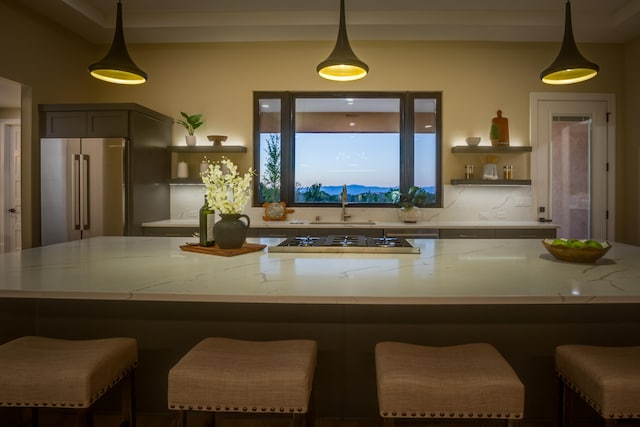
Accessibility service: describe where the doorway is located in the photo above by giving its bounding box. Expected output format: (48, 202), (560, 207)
(0, 76), (22, 253)
(530, 93), (615, 241)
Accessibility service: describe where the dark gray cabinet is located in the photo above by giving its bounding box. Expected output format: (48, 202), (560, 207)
(439, 228), (555, 239)
(256, 227), (383, 238)
(384, 228), (439, 239)
(41, 110), (129, 138)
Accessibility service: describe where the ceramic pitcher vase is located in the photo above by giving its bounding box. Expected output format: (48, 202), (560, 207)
(214, 213), (250, 249)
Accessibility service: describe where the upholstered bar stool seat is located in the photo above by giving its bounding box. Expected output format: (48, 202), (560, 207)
(375, 342), (524, 426)
(168, 337), (317, 426)
(0, 335), (138, 426)
(556, 345), (640, 426)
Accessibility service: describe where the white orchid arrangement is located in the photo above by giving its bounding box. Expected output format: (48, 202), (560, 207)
(201, 157), (255, 214)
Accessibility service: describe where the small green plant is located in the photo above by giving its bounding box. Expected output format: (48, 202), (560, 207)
(489, 123), (500, 141)
(394, 185), (428, 209)
(175, 112), (204, 136)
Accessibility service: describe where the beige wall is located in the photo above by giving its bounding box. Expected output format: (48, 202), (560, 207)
(1, 2), (637, 247)
(622, 38), (640, 244)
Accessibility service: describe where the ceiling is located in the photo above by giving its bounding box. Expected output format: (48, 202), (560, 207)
(13, 0), (640, 45)
(3, 0), (640, 109)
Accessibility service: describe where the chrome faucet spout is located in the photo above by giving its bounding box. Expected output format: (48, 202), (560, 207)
(341, 184), (351, 221)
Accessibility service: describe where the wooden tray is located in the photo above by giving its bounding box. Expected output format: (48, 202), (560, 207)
(180, 242), (266, 257)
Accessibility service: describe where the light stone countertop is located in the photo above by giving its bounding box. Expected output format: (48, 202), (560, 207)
(142, 219), (558, 229)
(1, 236), (637, 305)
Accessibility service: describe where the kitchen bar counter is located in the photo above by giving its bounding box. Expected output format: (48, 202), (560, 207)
(1, 236), (639, 423)
(0, 236), (637, 304)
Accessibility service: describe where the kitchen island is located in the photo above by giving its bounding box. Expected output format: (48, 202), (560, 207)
(1, 237), (639, 423)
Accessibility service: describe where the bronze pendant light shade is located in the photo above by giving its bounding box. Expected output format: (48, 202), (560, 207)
(317, 0), (368, 81)
(88, 0), (147, 85)
(540, 0), (599, 85)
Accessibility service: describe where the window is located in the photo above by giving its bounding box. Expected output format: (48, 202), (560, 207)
(254, 92), (442, 208)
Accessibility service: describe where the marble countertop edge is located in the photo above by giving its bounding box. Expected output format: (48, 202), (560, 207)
(1, 290), (636, 305)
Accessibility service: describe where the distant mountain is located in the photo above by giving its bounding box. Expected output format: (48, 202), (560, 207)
(298, 185), (435, 196)
(318, 185), (392, 196)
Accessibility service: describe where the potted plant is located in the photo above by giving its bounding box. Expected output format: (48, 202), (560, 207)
(201, 157), (255, 249)
(176, 112), (203, 146)
(394, 185), (428, 223)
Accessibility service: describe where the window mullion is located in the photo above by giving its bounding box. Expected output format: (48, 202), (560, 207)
(280, 93), (294, 206)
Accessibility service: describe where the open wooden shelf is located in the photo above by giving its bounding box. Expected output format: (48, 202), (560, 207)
(450, 179), (531, 186)
(167, 145), (247, 153)
(451, 146), (532, 154)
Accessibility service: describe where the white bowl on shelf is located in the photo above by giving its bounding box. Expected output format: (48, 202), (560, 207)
(465, 137), (481, 146)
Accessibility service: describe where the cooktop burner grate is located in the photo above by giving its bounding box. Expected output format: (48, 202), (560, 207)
(268, 235), (420, 254)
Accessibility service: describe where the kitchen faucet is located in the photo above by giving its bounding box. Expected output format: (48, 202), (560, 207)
(341, 184), (351, 221)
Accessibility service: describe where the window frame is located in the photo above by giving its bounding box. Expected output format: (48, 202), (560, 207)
(253, 91), (442, 208)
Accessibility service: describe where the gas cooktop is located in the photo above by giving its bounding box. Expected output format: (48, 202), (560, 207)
(268, 235), (420, 254)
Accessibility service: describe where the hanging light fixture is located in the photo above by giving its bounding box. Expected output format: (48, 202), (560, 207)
(88, 0), (147, 85)
(317, 0), (368, 82)
(540, 0), (599, 85)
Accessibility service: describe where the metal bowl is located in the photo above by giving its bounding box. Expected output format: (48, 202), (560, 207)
(541, 239), (611, 263)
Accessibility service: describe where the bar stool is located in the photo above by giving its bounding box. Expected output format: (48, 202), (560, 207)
(168, 337), (317, 427)
(0, 335), (138, 427)
(556, 344), (640, 426)
(375, 342), (524, 426)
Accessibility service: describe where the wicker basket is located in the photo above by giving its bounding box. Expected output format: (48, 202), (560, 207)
(541, 239), (611, 263)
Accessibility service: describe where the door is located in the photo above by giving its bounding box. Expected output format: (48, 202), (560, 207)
(1, 121), (21, 252)
(531, 93), (615, 241)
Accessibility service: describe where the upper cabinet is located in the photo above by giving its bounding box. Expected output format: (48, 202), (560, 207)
(41, 110), (128, 138)
(39, 103), (172, 139)
(450, 145), (532, 185)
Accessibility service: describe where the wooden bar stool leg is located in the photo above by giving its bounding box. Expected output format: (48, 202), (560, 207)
(382, 418), (394, 427)
(30, 407), (38, 427)
(559, 380), (573, 427)
(171, 410), (187, 427)
(204, 412), (215, 427)
(76, 407), (93, 427)
(120, 371), (136, 427)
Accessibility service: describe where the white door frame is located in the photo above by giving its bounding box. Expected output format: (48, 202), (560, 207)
(1, 119), (21, 252)
(530, 92), (616, 240)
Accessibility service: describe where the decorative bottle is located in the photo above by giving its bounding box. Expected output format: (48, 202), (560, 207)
(199, 196), (215, 247)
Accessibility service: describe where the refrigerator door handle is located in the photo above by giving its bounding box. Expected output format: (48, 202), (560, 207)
(81, 154), (90, 231)
(72, 154), (81, 230)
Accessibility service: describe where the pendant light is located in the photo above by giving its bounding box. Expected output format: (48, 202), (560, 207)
(540, 0), (599, 85)
(88, 0), (147, 85)
(317, 0), (368, 82)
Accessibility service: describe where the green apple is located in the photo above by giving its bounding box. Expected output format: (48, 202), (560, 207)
(567, 239), (586, 249)
(551, 239), (568, 247)
(585, 239), (603, 249)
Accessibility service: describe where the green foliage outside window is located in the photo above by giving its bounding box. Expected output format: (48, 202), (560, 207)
(259, 134), (281, 202)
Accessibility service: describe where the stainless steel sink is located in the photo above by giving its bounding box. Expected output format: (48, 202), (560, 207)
(308, 221), (376, 225)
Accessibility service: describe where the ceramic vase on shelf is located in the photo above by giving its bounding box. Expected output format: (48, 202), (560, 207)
(214, 214), (251, 249)
(185, 135), (196, 146)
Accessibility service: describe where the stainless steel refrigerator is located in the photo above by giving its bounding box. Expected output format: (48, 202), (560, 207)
(41, 137), (128, 245)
